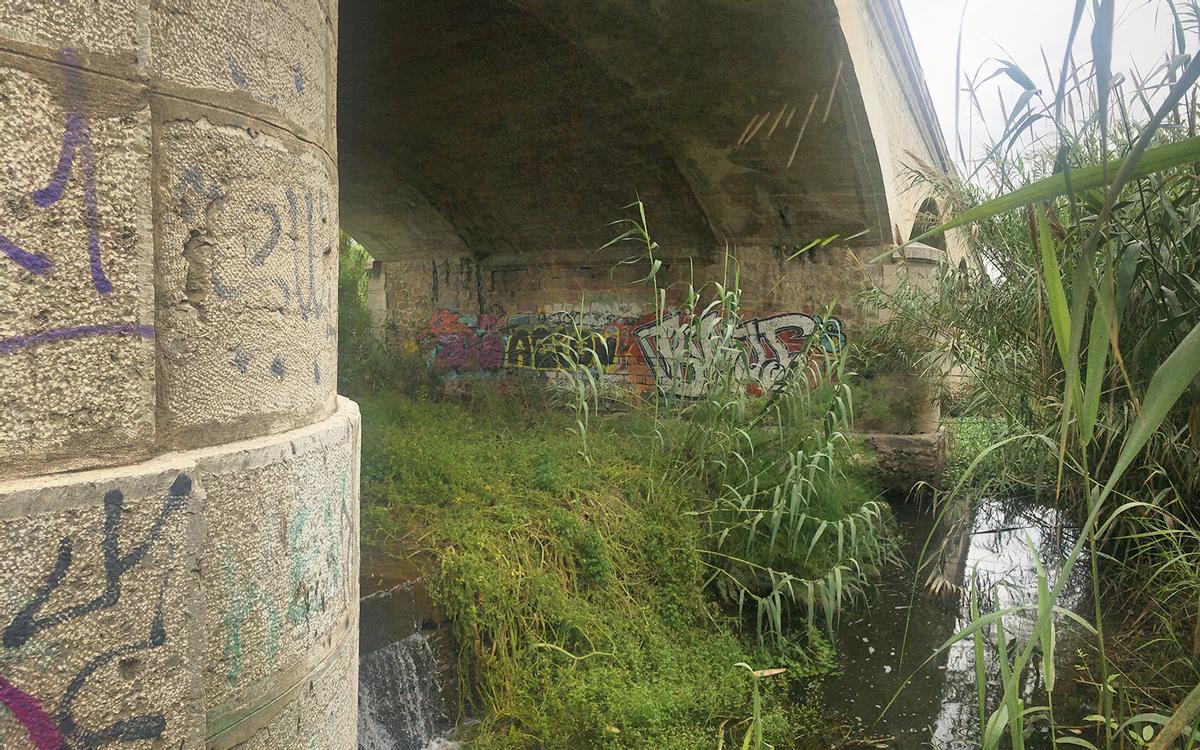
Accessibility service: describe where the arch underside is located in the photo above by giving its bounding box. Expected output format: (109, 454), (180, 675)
(338, 0), (893, 263)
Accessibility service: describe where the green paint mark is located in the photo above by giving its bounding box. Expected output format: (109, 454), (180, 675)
(221, 545), (284, 686)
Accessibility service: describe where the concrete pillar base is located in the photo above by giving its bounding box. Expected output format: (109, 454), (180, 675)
(0, 398), (360, 750)
(860, 429), (946, 499)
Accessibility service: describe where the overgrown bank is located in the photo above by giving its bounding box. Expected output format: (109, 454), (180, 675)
(342, 225), (904, 746)
(357, 390), (845, 748)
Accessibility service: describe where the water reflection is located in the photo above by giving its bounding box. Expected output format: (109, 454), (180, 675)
(826, 498), (1094, 748)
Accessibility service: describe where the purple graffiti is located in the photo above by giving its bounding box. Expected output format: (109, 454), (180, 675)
(0, 324), (155, 355)
(0, 234), (52, 275)
(1, 49), (111, 294)
(0, 675), (62, 750)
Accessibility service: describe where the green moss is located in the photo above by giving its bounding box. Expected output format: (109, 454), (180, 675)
(358, 392), (838, 748)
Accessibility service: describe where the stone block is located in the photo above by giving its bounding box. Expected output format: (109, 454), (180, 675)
(860, 429), (946, 499)
(210, 629), (357, 750)
(0, 462), (206, 750)
(150, 0), (335, 145)
(154, 112), (338, 448)
(196, 399), (359, 713)
(0, 55), (155, 479)
(0, 398), (360, 750)
(0, 2), (140, 62)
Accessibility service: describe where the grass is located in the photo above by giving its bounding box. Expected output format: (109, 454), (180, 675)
(342, 191), (904, 747)
(357, 389), (838, 749)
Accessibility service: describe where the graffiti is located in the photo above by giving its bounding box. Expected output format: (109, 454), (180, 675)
(418, 308), (844, 394)
(227, 55), (249, 89)
(634, 312), (845, 396)
(171, 164), (332, 384)
(287, 471), (353, 625)
(0, 475), (191, 749)
(0, 49), (109, 293)
(422, 311), (627, 376)
(219, 471), (352, 687)
(0, 324), (155, 356)
(503, 317), (621, 372)
(0, 50), (153, 360)
(421, 310), (505, 374)
(220, 547), (282, 687)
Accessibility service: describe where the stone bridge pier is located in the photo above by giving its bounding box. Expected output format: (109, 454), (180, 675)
(0, 2), (358, 749)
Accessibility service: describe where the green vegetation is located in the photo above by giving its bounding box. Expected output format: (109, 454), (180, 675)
(357, 391), (834, 749)
(863, 4), (1200, 746)
(343, 10), (1200, 746)
(341, 213), (892, 747)
(343, 232), (897, 744)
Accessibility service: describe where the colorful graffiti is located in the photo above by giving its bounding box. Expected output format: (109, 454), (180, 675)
(633, 312), (845, 397)
(0, 475), (191, 749)
(417, 308), (844, 394)
(503, 314), (622, 372)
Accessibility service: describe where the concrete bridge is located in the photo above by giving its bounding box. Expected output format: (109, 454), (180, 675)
(0, 1), (955, 747)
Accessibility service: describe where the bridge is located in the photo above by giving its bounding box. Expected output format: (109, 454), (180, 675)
(0, 1), (955, 747)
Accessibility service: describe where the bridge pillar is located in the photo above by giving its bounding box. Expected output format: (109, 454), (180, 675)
(0, 2), (358, 748)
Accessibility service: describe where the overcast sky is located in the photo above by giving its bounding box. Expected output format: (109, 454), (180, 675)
(900, 0), (1177, 163)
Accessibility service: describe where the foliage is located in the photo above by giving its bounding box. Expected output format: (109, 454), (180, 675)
(337, 231), (444, 399)
(571, 205), (896, 649)
(346, 203), (893, 746)
(868, 6), (1200, 747)
(358, 392), (832, 749)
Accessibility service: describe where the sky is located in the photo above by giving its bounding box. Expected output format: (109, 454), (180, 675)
(899, 0), (1178, 163)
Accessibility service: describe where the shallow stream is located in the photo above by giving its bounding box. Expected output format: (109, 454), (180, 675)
(354, 498), (1112, 749)
(357, 554), (461, 750)
(825, 497), (1100, 748)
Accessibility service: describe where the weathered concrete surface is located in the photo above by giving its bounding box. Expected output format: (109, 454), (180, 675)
(0, 2), (140, 60)
(0, 463), (205, 750)
(861, 430), (947, 498)
(0, 1), (341, 481)
(0, 52), (156, 479)
(199, 401), (358, 722)
(155, 108), (338, 448)
(150, 0), (337, 149)
(0, 398), (359, 750)
(0, 1), (357, 748)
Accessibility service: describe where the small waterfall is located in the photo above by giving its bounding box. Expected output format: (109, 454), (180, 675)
(358, 555), (460, 750)
(358, 634), (456, 750)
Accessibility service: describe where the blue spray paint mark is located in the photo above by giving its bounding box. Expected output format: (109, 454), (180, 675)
(227, 55), (248, 88)
(0, 324), (154, 355)
(293, 64), (305, 94)
(0, 234), (52, 275)
(232, 349), (251, 374)
(270, 355), (286, 380)
(250, 203), (281, 266)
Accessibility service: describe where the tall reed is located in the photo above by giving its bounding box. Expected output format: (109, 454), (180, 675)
(869, 3), (1200, 746)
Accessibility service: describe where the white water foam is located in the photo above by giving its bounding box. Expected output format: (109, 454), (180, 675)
(358, 633), (453, 750)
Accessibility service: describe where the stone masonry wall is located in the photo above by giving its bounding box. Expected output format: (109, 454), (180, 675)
(0, 2), (358, 748)
(373, 243), (880, 396)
